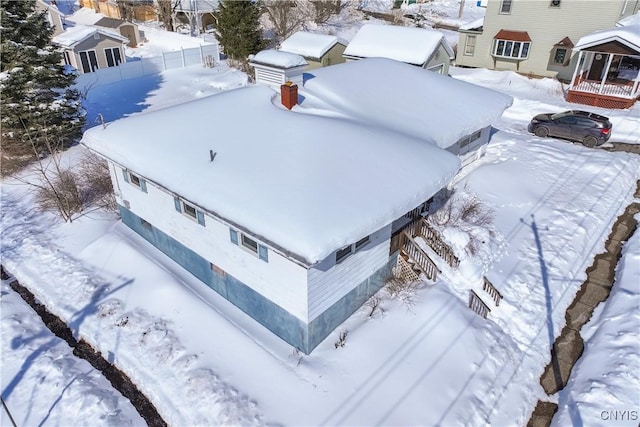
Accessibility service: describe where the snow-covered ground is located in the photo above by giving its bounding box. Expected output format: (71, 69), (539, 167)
(0, 279), (144, 426)
(3, 3), (640, 425)
(553, 214), (640, 427)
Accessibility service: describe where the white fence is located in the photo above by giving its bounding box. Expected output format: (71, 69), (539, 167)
(75, 44), (219, 90)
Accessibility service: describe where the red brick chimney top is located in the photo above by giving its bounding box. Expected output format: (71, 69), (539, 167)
(281, 81), (298, 110)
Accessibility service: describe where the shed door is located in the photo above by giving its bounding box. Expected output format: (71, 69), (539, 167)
(587, 54), (607, 80)
(79, 51), (98, 73)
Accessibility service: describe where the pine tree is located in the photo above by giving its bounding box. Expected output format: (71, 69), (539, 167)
(0, 0), (85, 160)
(215, 0), (265, 60)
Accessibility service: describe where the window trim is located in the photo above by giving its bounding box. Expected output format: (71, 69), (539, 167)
(499, 0), (512, 14)
(336, 235), (371, 264)
(173, 196), (205, 226)
(122, 168), (147, 193)
(493, 39), (531, 59)
(230, 228), (269, 262)
(552, 47), (569, 66)
(104, 47), (122, 67)
(464, 35), (476, 56)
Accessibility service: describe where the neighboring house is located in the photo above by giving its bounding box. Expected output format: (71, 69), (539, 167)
(79, 0), (156, 21)
(279, 31), (347, 70)
(172, 0), (218, 35)
(456, 0), (640, 82)
(52, 25), (128, 74)
(249, 50), (308, 89)
(343, 24), (455, 75)
(94, 17), (142, 47)
(36, 0), (66, 37)
(82, 58), (511, 354)
(567, 17), (640, 109)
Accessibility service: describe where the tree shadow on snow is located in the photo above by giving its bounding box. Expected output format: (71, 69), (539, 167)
(81, 73), (164, 130)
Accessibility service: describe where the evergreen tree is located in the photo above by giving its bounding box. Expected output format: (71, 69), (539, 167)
(1, 0), (85, 158)
(215, 0), (265, 61)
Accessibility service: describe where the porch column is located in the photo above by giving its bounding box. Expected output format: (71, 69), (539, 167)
(598, 53), (614, 94)
(569, 51), (583, 88)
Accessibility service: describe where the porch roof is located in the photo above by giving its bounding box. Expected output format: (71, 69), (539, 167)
(574, 23), (640, 54)
(494, 30), (530, 42)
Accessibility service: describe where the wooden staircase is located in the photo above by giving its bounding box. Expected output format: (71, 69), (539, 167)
(392, 215), (503, 320)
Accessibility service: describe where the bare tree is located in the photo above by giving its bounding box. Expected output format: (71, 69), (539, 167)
(156, 0), (177, 31)
(309, 0), (341, 24)
(116, 0), (135, 21)
(261, 0), (310, 43)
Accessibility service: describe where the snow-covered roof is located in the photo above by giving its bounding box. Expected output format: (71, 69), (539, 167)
(616, 12), (639, 27)
(574, 22), (640, 52)
(459, 18), (484, 31)
(300, 58), (513, 150)
(343, 24), (454, 65)
(279, 32), (346, 59)
(52, 25), (129, 48)
(82, 85), (460, 266)
(250, 49), (307, 69)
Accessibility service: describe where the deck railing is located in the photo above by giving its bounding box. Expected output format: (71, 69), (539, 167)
(400, 231), (439, 281)
(483, 277), (503, 306)
(468, 290), (491, 319)
(417, 219), (460, 268)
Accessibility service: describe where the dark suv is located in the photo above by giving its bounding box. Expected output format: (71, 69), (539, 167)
(528, 110), (612, 147)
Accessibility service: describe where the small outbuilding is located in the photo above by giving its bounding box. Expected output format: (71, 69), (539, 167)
(249, 49), (307, 89)
(343, 24), (455, 75)
(52, 25), (129, 74)
(94, 17), (142, 47)
(279, 31), (347, 70)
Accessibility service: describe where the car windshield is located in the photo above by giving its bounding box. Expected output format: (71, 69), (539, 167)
(550, 112), (570, 120)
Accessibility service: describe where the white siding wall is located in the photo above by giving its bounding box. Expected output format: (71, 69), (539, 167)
(253, 64), (304, 89)
(307, 224), (392, 321)
(456, 0), (639, 79)
(108, 162), (310, 321)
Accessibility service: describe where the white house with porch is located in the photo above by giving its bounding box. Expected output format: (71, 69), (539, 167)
(567, 17), (640, 109)
(82, 58), (511, 353)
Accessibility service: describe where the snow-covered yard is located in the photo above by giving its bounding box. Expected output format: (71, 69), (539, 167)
(2, 55), (639, 425)
(3, 1), (640, 423)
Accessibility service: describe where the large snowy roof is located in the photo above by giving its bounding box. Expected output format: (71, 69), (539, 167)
(300, 58), (513, 149)
(82, 85), (460, 265)
(250, 49), (308, 68)
(574, 22), (640, 52)
(52, 25), (129, 48)
(279, 32), (346, 59)
(343, 24), (453, 65)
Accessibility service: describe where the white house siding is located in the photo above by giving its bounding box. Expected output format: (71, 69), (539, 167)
(108, 162), (310, 321)
(307, 224), (392, 321)
(73, 36), (126, 72)
(456, 0), (639, 79)
(425, 43), (453, 75)
(447, 126), (492, 168)
(253, 65), (304, 89)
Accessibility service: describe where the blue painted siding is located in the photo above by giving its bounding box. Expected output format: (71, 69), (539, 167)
(119, 205), (395, 354)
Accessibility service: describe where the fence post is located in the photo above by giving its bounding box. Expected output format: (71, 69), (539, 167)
(181, 48), (185, 68)
(162, 51), (167, 71)
(200, 45), (204, 65)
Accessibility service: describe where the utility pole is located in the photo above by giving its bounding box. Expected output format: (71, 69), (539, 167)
(458, 0), (465, 18)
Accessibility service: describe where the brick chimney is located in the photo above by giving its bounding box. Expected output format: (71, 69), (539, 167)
(281, 81), (298, 110)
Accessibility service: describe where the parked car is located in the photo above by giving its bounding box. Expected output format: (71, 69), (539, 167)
(528, 110), (612, 147)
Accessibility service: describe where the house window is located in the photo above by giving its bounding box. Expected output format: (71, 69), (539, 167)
(460, 130), (482, 148)
(140, 218), (153, 231)
(336, 245), (352, 264)
(229, 228), (268, 262)
(173, 197), (205, 226)
(104, 47), (122, 67)
(493, 39), (530, 59)
(550, 0), (560, 7)
(499, 0), (512, 14)
(336, 235), (370, 264)
(242, 234), (259, 253)
(553, 48), (568, 65)
(63, 51), (71, 66)
(464, 35), (476, 56)
(122, 168), (147, 193)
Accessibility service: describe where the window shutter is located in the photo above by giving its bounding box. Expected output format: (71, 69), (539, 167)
(174, 197), (182, 213)
(196, 210), (205, 226)
(140, 179), (147, 193)
(230, 229), (238, 245)
(122, 168), (129, 183)
(258, 244), (268, 262)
